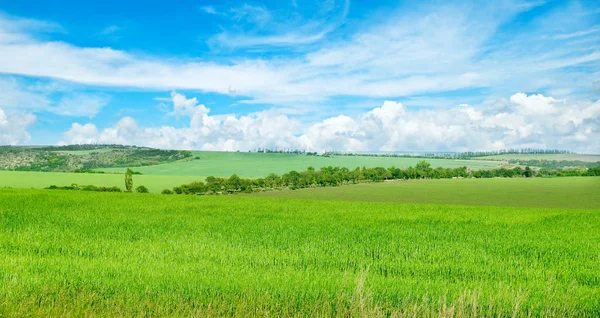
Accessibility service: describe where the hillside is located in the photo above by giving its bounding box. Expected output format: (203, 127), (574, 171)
(0, 145), (192, 172)
(101, 151), (504, 177)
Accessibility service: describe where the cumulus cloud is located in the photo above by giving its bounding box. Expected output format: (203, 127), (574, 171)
(0, 108), (36, 145)
(61, 92), (600, 153)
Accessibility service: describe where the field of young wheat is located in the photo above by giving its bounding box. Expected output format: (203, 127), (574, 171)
(0, 188), (598, 316)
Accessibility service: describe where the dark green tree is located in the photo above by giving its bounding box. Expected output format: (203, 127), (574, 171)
(135, 185), (149, 193)
(524, 166), (533, 178)
(125, 168), (134, 192)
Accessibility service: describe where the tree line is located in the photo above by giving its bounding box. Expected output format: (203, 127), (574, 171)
(323, 149), (576, 160)
(45, 161), (600, 195)
(163, 161), (600, 196)
(507, 159), (599, 170)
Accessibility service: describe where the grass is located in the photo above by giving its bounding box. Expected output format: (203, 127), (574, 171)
(474, 154), (600, 162)
(0, 188), (599, 316)
(0, 171), (205, 193)
(100, 151), (504, 177)
(251, 177), (600, 209)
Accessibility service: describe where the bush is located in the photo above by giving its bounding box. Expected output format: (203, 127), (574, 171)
(136, 185), (149, 193)
(161, 189), (174, 195)
(46, 184), (121, 192)
(173, 186), (183, 194)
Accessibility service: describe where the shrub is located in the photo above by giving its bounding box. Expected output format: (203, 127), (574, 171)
(136, 185), (149, 193)
(173, 187), (183, 194)
(161, 189), (174, 195)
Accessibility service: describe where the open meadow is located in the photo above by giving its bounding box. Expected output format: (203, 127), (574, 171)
(0, 171), (205, 193)
(0, 177), (599, 316)
(100, 151), (504, 177)
(251, 177), (600, 209)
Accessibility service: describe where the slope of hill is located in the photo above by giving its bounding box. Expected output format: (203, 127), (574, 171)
(101, 151), (504, 177)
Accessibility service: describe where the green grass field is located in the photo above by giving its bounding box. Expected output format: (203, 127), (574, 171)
(0, 171), (205, 193)
(251, 177), (600, 209)
(0, 188), (598, 316)
(100, 151), (503, 177)
(474, 154), (600, 162)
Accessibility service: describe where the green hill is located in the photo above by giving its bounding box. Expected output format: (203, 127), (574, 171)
(101, 151), (503, 177)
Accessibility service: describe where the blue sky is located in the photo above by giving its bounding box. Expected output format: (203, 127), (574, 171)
(0, 0), (599, 152)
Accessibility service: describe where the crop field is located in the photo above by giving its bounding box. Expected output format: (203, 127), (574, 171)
(100, 151), (504, 177)
(252, 177), (600, 209)
(474, 154), (600, 162)
(0, 171), (205, 193)
(0, 188), (598, 316)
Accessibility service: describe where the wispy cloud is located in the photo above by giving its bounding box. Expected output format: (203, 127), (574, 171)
(208, 0), (349, 49)
(198, 5), (218, 15)
(100, 25), (120, 36)
(50, 94), (110, 118)
(0, 1), (598, 108)
(552, 27), (600, 40)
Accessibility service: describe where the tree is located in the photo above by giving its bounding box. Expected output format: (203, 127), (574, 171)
(524, 166), (533, 178)
(136, 185), (149, 193)
(415, 161), (432, 178)
(227, 174), (242, 191)
(125, 168), (134, 192)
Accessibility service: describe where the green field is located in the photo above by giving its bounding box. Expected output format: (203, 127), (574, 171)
(474, 154), (600, 162)
(0, 188), (598, 316)
(252, 177), (600, 209)
(0, 171), (205, 193)
(101, 151), (503, 177)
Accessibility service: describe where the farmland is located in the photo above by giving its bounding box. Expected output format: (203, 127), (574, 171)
(0, 171), (204, 193)
(1, 148), (599, 316)
(474, 153), (600, 162)
(251, 177), (600, 209)
(1, 188), (599, 316)
(100, 151), (504, 177)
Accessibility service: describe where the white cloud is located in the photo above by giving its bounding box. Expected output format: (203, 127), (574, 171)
(0, 108), (36, 145)
(61, 123), (99, 144)
(0, 2), (598, 106)
(61, 92), (600, 153)
(199, 6), (218, 15)
(0, 77), (50, 111)
(170, 91), (209, 118)
(51, 94), (110, 117)
(208, 1), (349, 49)
(0, 76), (109, 118)
(100, 25), (120, 36)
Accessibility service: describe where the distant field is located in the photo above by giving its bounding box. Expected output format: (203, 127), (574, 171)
(101, 151), (503, 177)
(0, 171), (205, 193)
(474, 154), (600, 162)
(252, 177), (600, 209)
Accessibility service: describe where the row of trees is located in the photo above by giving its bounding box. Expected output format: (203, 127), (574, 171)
(164, 161), (600, 196)
(44, 161), (599, 195)
(507, 159), (600, 170)
(324, 149), (576, 160)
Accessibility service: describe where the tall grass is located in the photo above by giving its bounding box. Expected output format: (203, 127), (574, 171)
(0, 189), (598, 316)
